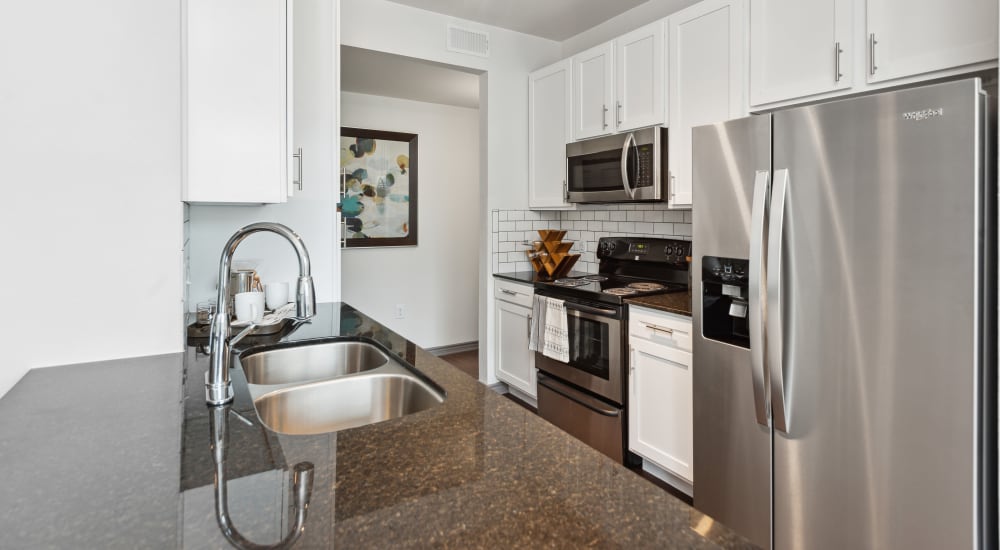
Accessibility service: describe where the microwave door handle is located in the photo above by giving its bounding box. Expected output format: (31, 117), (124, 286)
(620, 133), (636, 198)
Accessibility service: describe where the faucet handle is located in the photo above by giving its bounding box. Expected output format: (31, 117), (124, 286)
(229, 322), (258, 346)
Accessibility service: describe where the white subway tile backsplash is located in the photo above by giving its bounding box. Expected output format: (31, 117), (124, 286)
(492, 206), (694, 275)
(654, 222), (674, 235)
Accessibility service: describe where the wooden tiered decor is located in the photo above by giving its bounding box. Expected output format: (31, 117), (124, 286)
(527, 229), (580, 279)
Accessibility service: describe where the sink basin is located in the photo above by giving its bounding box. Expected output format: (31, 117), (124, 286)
(252, 372), (445, 435)
(240, 340), (390, 386)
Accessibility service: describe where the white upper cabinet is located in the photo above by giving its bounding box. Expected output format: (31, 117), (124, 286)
(749, 0), (853, 107)
(615, 21), (667, 132)
(571, 42), (615, 140)
(528, 59), (574, 209)
(572, 23), (667, 141)
(668, 0), (746, 209)
(183, 0), (295, 203)
(866, 0), (998, 84)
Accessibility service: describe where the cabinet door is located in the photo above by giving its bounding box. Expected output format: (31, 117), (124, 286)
(571, 41), (614, 141)
(867, 0), (998, 84)
(528, 59), (574, 209)
(615, 21), (666, 132)
(749, 0), (852, 106)
(495, 300), (536, 398)
(668, 0), (746, 209)
(184, 0), (291, 203)
(628, 338), (693, 481)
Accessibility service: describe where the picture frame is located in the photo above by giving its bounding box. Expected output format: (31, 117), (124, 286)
(339, 127), (418, 248)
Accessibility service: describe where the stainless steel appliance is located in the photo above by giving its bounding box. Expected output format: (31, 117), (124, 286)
(534, 237), (690, 462)
(565, 127), (667, 203)
(691, 77), (996, 549)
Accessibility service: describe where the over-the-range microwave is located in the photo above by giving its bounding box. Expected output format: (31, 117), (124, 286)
(565, 126), (667, 203)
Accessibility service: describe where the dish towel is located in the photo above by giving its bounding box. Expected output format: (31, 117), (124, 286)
(529, 295), (547, 352)
(542, 297), (570, 363)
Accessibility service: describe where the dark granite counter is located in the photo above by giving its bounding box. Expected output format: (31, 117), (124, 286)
(493, 270), (591, 285)
(626, 292), (694, 317)
(0, 302), (752, 549)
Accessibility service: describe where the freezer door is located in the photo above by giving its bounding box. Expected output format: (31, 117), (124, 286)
(770, 79), (988, 549)
(692, 114), (772, 549)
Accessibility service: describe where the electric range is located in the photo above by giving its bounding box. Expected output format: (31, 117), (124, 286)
(533, 236), (691, 464)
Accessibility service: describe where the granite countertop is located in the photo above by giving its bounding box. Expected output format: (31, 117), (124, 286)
(0, 302), (752, 549)
(626, 292), (693, 317)
(493, 270), (591, 285)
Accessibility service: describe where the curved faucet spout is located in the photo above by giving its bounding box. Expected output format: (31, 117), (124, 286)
(206, 222), (316, 405)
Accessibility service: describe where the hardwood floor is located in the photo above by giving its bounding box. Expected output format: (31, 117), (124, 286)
(439, 349), (479, 379)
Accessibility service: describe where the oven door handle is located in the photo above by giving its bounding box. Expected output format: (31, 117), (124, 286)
(538, 374), (621, 417)
(563, 303), (618, 317)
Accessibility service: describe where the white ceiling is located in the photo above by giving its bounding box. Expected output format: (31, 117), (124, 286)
(385, 0), (650, 41)
(341, 46), (481, 109)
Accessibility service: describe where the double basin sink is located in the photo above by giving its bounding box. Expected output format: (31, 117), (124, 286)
(237, 338), (446, 435)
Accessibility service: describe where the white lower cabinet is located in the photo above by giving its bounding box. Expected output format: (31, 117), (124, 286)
(494, 281), (536, 399)
(628, 306), (693, 483)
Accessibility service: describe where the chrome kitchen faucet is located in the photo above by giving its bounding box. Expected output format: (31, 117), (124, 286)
(206, 222), (316, 405)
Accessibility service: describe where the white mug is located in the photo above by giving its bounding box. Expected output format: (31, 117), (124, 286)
(234, 291), (265, 323)
(265, 282), (289, 310)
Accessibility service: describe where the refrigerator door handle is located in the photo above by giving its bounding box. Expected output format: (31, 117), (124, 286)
(767, 168), (790, 433)
(748, 169), (771, 427)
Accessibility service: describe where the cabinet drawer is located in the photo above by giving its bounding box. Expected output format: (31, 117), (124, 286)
(629, 305), (692, 352)
(494, 278), (534, 308)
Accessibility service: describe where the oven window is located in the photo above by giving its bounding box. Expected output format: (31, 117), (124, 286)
(567, 314), (610, 380)
(567, 148), (622, 193)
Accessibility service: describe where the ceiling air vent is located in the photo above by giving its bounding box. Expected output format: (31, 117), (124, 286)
(447, 24), (489, 58)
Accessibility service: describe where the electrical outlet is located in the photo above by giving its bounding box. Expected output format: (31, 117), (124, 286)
(394, 304), (406, 319)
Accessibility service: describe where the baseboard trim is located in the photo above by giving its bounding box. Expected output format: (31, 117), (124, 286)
(426, 341), (479, 356)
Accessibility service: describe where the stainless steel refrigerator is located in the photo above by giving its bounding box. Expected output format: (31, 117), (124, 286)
(691, 77), (996, 549)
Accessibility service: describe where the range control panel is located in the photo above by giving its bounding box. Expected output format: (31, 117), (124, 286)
(597, 237), (691, 265)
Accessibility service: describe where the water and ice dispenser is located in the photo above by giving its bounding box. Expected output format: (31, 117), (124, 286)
(701, 256), (750, 348)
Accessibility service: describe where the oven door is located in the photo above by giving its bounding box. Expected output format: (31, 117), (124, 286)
(534, 301), (623, 404)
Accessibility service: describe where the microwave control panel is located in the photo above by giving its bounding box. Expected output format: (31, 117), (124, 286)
(634, 144), (654, 188)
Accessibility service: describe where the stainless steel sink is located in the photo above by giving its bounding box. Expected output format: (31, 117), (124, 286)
(251, 372), (444, 435)
(237, 338), (446, 435)
(240, 340), (390, 385)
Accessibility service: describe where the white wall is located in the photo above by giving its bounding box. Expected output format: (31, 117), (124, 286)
(0, 1), (183, 397)
(188, 0), (339, 308)
(340, 92), (480, 348)
(560, 0), (701, 57)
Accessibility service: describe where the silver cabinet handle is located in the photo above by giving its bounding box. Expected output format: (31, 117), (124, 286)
(834, 42), (843, 82)
(869, 33), (878, 75)
(616, 101), (622, 128)
(500, 288), (518, 296)
(669, 171), (677, 200)
(767, 168), (790, 434)
(563, 179), (569, 201)
(293, 147), (303, 190)
(340, 219), (347, 248)
(602, 104), (608, 130)
(527, 315), (532, 339)
(748, 169), (770, 428)
(644, 323), (674, 335)
(339, 169), (347, 196)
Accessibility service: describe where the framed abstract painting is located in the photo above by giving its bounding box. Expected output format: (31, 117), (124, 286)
(339, 127), (418, 247)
